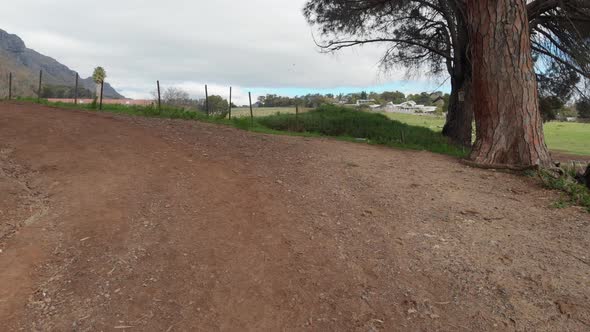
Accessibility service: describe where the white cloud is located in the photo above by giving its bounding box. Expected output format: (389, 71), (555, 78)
(1, 0), (431, 98)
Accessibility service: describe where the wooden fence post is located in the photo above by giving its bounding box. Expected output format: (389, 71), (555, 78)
(74, 73), (79, 104)
(8, 72), (12, 100)
(205, 84), (209, 117)
(296, 104), (299, 129)
(249, 92), (254, 125)
(228, 86), (232, 120)
(157, 80), (161, 112)
(37, 70), (43, 102)
(99, 81), (104, 110)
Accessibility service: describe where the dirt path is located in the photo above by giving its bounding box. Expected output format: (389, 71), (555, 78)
(1, 102), (589, 331)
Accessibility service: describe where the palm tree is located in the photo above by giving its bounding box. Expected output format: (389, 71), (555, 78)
(92, 67), (107, 99)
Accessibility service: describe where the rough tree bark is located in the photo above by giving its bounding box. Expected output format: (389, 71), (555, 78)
(441, 4), (473, 148)
(466, 0), (552, 167)
(443, 70), (474, 148)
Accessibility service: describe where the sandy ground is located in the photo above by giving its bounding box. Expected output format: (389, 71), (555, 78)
(1, 101), (589, 331)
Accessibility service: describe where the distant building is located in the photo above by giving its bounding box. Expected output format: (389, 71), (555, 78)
(381, 101), (437, 114)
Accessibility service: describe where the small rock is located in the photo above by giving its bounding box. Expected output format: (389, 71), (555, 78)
(276, 179), (283, 185)
(361, 210), (373, 217)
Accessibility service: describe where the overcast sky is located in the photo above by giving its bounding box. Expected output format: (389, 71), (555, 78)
(2, 0), (449, 103)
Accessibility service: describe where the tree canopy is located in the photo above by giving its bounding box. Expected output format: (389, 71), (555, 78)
(304, 0), (590, 82)
(92, 67), (106, 84)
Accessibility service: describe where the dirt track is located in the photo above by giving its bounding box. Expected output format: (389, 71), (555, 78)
(1, 102), (589, 331)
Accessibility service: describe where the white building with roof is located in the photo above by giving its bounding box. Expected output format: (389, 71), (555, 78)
(382, 101), (437, 114)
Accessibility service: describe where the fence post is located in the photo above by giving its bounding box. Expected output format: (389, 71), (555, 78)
(205, 84), (209, 117)
(249, 92), (254, 125)
(296, 104), (299, 129)
(228, 86), (232, 120)
(37, 70), (43, 102)
(157, 80), (161, 112)
(8, 72), (12, 100)
(74, 73), (79, 104)
(99, 81), (104, 110)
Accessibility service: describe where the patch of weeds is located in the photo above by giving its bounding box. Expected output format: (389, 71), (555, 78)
(550, 196), (572, 209)
(538, 168), (590, 212)
(256, 105), (467, 157)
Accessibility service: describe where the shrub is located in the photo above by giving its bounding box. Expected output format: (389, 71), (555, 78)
(575, 98), (590, 119)
(256, 105), (466, 157)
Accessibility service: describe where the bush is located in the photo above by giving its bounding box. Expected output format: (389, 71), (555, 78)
(255, 105), (466, 157)
(539, 96), (562, 122)
(576, 98), (590, 119)
(206, 95), (229, 118)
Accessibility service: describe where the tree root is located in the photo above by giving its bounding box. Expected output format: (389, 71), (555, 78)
(460, 159), (540, 172)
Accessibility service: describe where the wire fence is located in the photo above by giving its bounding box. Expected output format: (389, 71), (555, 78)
(1, 70), (311, 122)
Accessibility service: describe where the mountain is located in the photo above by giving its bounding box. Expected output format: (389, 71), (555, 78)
(0, 29), (124, 99)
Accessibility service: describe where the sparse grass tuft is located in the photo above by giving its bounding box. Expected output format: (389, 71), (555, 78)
(538, 168), (590, 212)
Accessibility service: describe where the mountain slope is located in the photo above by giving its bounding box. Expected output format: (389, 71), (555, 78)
(0, 29), (123, 98)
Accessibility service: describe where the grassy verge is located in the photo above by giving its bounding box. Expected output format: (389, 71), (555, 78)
(14, 98), (467, 158)
(537, 168), (590, 212)
(252, 105), (467, 157)
(544, 121), (590, 156)
(16, 97), (212, 121)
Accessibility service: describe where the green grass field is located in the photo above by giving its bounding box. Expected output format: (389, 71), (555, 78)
(544, 122), (590, 156)
(230, 107), (311, 118)
(381, 112), (446, 132)
(378, 112), (590, 156)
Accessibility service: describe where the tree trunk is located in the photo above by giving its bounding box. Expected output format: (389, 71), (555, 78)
(466, 0), (552, 167)
(441, 3), (473, 149)
(96, 83), (102, 100)
(443, 75), (474, 147)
